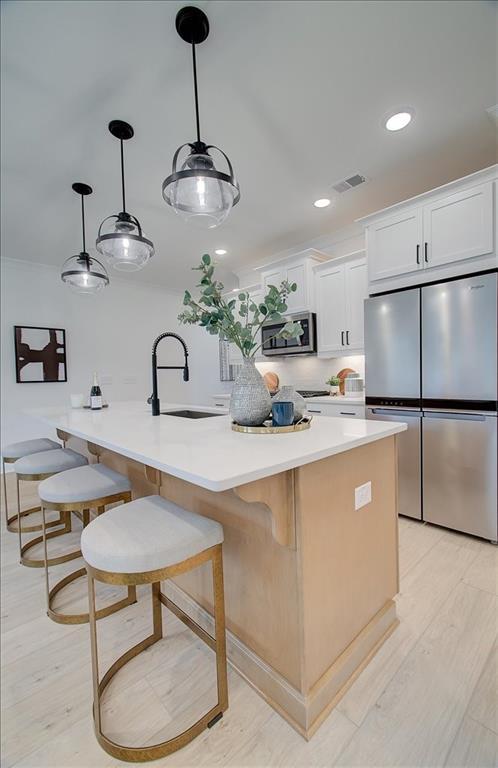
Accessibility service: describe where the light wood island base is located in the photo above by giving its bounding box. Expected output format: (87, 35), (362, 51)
(65, 433), (399, 739)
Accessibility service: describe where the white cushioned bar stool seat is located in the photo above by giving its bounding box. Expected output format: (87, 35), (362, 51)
(81, 495), (223, 574)
(38, 463), (135, 625)
(39, 464), (132, 504)
(82, 494), (228, 763)
(14, 448), (88, 478)
(2, 438), (60, 532)
(14, 448), (89, 567)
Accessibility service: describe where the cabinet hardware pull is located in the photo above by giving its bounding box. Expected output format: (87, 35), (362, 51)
(340, 412), (356, 416)
(424, 242), (428, 263)
(416, 244), (420, 264)
(341, 331), (344, 346)
(308, 409), (322, 413)
(346, 330), (350, 345)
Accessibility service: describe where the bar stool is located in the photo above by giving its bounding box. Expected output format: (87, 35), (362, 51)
(14, 448), (88, 567)
(81, 494), (228, 762)
(2, 438), (60, 532)
(39, 463), (136, 625)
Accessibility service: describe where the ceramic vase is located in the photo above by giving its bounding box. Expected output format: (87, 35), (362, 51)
(272, 385), (307, 420)
(230, 358), (272, 426)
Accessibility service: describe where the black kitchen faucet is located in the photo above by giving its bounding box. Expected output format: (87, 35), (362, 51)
(149, 332), (189, 416)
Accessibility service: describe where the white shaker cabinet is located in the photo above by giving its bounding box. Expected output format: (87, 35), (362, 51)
(314, 251), (367, 356)
(367, 208), (423, 282)
(422, 182), (494, 269)
(257, 249), (328, 314)
(360, 166), (497, 295)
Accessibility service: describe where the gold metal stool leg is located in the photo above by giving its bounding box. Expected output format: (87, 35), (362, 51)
(5, 471), (63, 535)
(43, 502), (136, 625)
(88, 544), (228, 763)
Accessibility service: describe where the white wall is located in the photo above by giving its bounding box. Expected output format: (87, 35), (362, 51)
(1, 259), (227, 456)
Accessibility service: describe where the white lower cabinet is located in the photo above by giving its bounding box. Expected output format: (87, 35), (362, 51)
(305, 402), (365, 419)
(314, 252), (367, 356)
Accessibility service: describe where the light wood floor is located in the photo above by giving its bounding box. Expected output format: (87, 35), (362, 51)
(1, 474), (497, 768)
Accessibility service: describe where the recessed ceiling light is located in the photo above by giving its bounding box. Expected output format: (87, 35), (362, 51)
(215, 249), (227, 256)
(313, 198), (331, 208)
(384, 110), (413, 131)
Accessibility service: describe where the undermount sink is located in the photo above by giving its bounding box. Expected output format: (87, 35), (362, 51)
(161, 409), (224, 419)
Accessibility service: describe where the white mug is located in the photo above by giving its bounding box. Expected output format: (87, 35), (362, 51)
(70, 393), (85, 408)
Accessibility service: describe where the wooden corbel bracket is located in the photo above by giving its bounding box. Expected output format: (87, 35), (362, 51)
(233, 470), (296, 549)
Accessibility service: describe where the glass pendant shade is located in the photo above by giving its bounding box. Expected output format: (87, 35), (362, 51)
(96, 215), (154, 272)
(97, 120), (154, 273)
(162, 146), (239, 229)
(61, 183), (109, 295)
(61, 253), (109, 295)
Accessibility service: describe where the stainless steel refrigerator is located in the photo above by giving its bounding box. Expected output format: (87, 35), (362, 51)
(365, 271), (497, 542)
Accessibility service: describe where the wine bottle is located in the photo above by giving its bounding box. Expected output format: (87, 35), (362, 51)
(90, 372), (103, 410)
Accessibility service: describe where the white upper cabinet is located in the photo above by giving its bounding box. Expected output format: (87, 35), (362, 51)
(314, 252), (367, 356)
(257, 249), (328, 314)
(367, 208), (423, 281)
(360, 166), (497, 294)
(423, 182), (493, 268)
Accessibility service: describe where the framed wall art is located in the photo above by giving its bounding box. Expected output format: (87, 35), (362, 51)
(14, 326), (67, 383)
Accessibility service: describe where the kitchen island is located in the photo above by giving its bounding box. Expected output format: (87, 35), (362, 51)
(31, 401), (405, 738)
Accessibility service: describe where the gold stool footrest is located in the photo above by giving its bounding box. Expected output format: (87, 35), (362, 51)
(7, 506), (63, 534)
(21, 526), (79, 568)
(48, 568), (137, 625)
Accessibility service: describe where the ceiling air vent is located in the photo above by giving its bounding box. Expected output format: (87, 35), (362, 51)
(332, 174), (368, 194)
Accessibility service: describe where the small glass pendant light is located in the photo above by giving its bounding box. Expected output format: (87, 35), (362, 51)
(61, 183), (109, 295)
(96, 121), (154, 272)
(162, 6), (240, 229)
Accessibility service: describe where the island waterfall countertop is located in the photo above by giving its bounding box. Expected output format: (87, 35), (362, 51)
(29, 401), (405, 492)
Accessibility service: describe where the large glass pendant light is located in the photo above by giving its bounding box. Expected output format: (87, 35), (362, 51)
(96, 120), (154, 272)
(61, 183), (109, 295)
(162, 6), (240, 229)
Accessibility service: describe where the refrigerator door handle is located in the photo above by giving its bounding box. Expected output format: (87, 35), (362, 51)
(424, 411), (487, 422)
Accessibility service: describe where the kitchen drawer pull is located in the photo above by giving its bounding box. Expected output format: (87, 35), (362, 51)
(340, 411), (356, 416)
(308, 409), (322, 413)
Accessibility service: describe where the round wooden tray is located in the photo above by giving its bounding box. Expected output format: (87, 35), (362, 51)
(231, 416), (312, 434)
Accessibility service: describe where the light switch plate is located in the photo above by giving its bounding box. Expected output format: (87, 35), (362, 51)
(355, 481), (372, 510)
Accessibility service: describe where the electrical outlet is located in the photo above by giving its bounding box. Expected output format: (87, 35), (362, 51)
(355, 481), (372, 510)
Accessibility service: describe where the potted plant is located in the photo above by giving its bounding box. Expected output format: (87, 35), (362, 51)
(179, 254), (303, 425)
(326, 375), (341, 395)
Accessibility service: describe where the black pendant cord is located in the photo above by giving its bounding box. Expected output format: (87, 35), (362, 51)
(120, 139), (127, 213)
(80, 194), (86, 254)
(191, 42), (201, 144)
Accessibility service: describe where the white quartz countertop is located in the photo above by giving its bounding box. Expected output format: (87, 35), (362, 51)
(29, 401), (405, 493)
(212, 393), (366, 405)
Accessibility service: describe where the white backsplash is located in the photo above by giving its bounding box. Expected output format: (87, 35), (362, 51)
(255, 355), (365, 391)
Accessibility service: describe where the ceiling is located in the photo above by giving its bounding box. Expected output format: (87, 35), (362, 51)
(1, 0), (497, 292)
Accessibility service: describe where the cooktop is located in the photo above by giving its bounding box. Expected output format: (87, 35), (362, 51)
(296, 390), (330, 398)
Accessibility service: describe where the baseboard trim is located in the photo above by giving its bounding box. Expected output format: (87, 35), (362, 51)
(163, 581), (398, 739)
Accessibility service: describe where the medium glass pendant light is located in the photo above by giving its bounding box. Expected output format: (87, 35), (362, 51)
(61, 183), (109, 295)
(96, 120), (154, 272)
(162, 6), (240, 229)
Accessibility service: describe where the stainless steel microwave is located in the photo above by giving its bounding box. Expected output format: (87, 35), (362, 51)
(261, 312), (317, 356)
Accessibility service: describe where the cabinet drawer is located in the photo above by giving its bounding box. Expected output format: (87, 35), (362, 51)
(306, 403), (365, 418)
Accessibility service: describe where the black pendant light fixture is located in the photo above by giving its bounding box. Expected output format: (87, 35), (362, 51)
(96, 120), (154, 272)
(162, 6), (240, 229)
(61, 183), (109, 295)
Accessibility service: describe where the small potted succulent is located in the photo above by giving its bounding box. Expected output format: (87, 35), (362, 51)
(326, 375), (341, 395)
(179, 255), (303, 425)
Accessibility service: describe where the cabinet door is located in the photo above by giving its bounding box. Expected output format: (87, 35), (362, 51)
(368, 208), (423, 281)
(262, 268), (285, 295)
(285, 263), (307, 313)
(315, 264), (347, 353)
(423, 182), (494, 268)
(345, 259), (367, 349)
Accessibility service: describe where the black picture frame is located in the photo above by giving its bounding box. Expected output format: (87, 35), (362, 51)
(14, 325), (68, 383)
